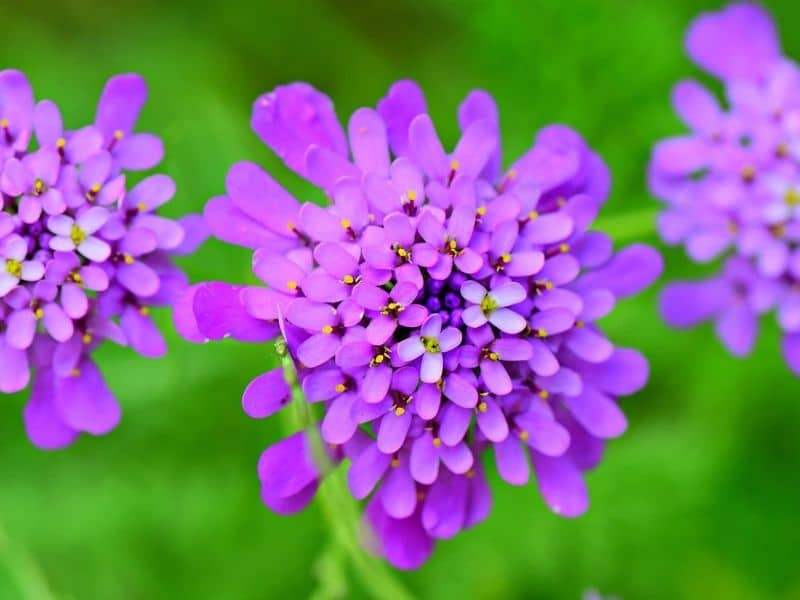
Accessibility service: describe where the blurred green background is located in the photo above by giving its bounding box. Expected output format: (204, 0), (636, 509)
(1, 0), (800, 598)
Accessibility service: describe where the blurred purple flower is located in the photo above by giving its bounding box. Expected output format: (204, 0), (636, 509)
(651, 3), (800, 372)
(0, 70), (206, 449)
(177, 80), (661, 568)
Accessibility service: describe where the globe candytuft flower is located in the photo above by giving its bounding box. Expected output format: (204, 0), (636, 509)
(177, 79), (661, 569)
(650, 2), (800, 372)
(0, 70), (206, 449)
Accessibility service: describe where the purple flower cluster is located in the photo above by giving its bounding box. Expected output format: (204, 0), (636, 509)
(177, 80), (661, 568)
(0, 70), (204, 448)
(651, 3), (800, 371)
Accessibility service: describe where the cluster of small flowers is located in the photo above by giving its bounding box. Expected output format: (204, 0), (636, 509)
(651, 3), (800, 371)
(177, 80), (661, 568)
(0, 70), (204, 448)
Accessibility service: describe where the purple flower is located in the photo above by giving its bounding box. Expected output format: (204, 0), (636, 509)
(178, 79), (661, 568)
(651, 3), (800, 373)
(0, 70), (206, 448)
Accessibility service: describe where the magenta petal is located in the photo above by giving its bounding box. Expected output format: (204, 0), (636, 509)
(54, 359), (121, 435)
(422, 472), (468, 539)
(116, 133), (164, 170)
(660, 279), (729, 327)
(225, 161), (299, 235)
(120, 305), (167, 358)
(95, 73), (147, 141)
(410, 433), (440, 485)
(494, 437), (530, 485)
(193, 282), (276, 342)
(297, 332), (340, 368)
(348, 107), (390, 176)
(377, 80), (427, 157)
(365, 499), (433, 570)
(531, 453), (588, 518)
(23, 371), (78, 450)
(380, 464), (417, 519)
(563, 385), (627, 439)
(716, 304), (757, 357)
(242, 368), (290, 419)
(377, 410), (412, 454)
(408, 114), (449, 181)
(322, 393), (357, 444)
(0, 335), (30, 393)
(348, 444), (391, 499)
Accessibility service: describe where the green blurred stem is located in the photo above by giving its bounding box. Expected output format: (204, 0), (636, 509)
(594, 207), (659, 243)
(0, 523), (57, 600)
(277, 341), (416, 600)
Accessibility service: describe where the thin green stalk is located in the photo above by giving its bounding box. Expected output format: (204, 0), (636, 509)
(276, 341), (416, 600)
(0, 523), (57, 600)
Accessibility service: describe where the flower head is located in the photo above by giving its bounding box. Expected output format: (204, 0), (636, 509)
(179, 80), (661, 568)
(651, 3), (800, 372)
(0, 70), (206, 448)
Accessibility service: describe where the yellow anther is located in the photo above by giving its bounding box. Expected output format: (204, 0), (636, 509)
(741, 165), (756, 182)
(448, 239), (458, 250)
(407, 190), (417, 202)
(528, 210), (539, 220)
(286, 280), (298, 291)
(432, 437), (442, 448)
(476, 206), (487, 216)
(391, 457), (400, 468)
(321, 325), (334, 335)
(786, 188), (800, 206)
(536, 328), (548, 338)
(466, 468), (475, 479)
(396, 247), (408, 258)
(373, 354), (384, 364)
(0, 118), (8, 128)
(449, 159), (460, 171)
(506, 169), (517, 180)
(82, 333), (93, 345)
(340, 218), (351, 229)
(34, 308), (44, 320)
(70, 368), (81, 378)
(727, 220), (739, 234)
(139, 306), (150, 316)
(70, 272), (83, 285)
(335, 383), (347, 393)
(5, 259), (22, 278)
(500, 253), (512, 264)
(575, 320), (585, 328)
(771, 224), (786, 238)
(421, 336), (441, 353)
(394, 406), (406, 416)
(113, 130), (124, 140)
(544, 281), (554, 290)
(519, 430), (529, 441)
(56, 137), (67, 149)
(287, 221), (296, 231)
(33, 179), (45, 195)
(136, 202), (148, 212)
(69, 224), (87, 246)
(123, 254), (134, 265)
(777, 143), (790, 158)
(488, 351), (499, 361)
(538, 389), (550, 399)
(559, 243), (570, 253)
(478, 401), (488, 413)
(342, 274), (355, 285)
(90, 183), (101, 194)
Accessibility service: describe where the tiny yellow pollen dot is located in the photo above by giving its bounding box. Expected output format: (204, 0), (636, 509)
(448, 239), (457, 250)
(575, 320), (585, 328)
(449, 159), (460, 171)
(286, 221), (295, 231)
(488, 351), (499, 361)
(407, 190), (417, 202)
(391, 457), (400, 468)
(113, 130), (124, 140)
(536, 328), (548, 337)
(90, 183), (101, 194)
(394, 406), (406, 416)
(0, 118), (8, 128)
(34, 308), (44, 320)
(538, 390), (550, 399)
(70, 368), (81, 378)
(396, 247), (408, 258)
(374, 354), (384, 364)
(519, 430), (529, 441)
(432, 437), (442, 448)
(340, 218), (351, 229)
(476, 206), (487, 216)
(56, 137), (66, 149)
(139, 306), (150, 316)
(286, 280), (298, 291)
(321, 325), (334, 335)
(500, 253), (512, 263)
(82, 333), (93, 345)
(123, 254), (134, 265)
(466, 468), (475, 479)
(136, 202), (148, 212)
(786, 188), (800, 206)
(528, 210), (539, 220)
(560, 243), (570, 253)
(741, 165), (756, 182)
(507, 169), (517, 180)
(368, 213), (376, 222)
(478, 401), (488, 413)
(342, 274), (355, 284)
(544, 281), (554, 290)
(335, 383), (347, 393)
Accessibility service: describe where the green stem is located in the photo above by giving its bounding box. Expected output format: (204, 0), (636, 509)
(276, 341), (416, 600)
(0, 523), (57, 600)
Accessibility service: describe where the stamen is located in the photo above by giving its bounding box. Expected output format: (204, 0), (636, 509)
(741, 165), (756, 183)
(139, 306), (150, 316)
(335, 383), (347, 393)
(82, 333), (93, 345)
(432, 437), (442, 448)
(538, 389), (549, 399)
(286, 280), (298, 291)
(70, 224), (87, 246)
(5, 259), (22, 278)
(421, 336), (440, 353)
(477, 401), (488, 413)
(123, 254), (134, 265)
(321, 325), (334, 335)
